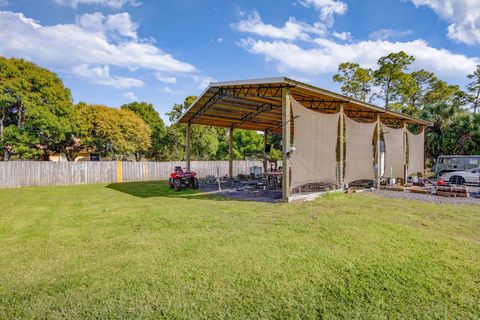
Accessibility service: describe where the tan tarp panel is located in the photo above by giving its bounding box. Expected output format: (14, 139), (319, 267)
(290, 98), (339, 190)
(345, 117), (376, 183)
(407, 129), (425, 177)
(382, 124), (405, 179)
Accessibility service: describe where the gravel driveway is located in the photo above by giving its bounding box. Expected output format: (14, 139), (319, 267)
(372, 189), (480, 205)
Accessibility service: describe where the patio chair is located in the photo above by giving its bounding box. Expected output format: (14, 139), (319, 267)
(250, 182), (267, 198)
(205, 175), (217, 184)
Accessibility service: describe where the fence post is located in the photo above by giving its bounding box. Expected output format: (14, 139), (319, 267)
(339, 103), (345, 190)
(117, 161), (123, 183)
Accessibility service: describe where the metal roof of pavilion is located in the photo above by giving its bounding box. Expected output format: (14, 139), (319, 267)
(177, 77), (431, 133)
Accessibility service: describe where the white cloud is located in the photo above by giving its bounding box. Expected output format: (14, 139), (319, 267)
(104, 12), (138, 39)
(54, 0), (141, 9)
(232, 10), (326, 41)
(154, 72), (177, 84)
(76, 12), (139, 39)
(0, 11), (196, 89)
(240, 37), (479, 80)
(160, 86), (186, 95)
(332, 31), (351, 41)
(123, 91), (138, 101)
(298, 0), (347, 26)
(368, 28), (413, 41)
(77, 12), (104, 31)
(232, 2), (479, 86)
(160, 87), (174, 94)
(408, 0), (480, 45)
(73, 64), (143, 88)
(191, 75), (216, 89)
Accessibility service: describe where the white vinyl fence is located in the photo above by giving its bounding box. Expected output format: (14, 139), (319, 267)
(0, 161), (264, 189)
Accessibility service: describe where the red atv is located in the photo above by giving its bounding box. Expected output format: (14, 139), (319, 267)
(169, 166), (199, 191)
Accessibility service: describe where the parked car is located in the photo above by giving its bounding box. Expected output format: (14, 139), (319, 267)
(440, 167), (480, 185)
(435, 155), (480, 176)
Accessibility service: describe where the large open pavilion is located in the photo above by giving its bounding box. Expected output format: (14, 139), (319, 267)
(178, 77), (431, 202)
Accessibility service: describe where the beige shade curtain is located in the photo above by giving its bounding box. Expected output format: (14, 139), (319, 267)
(344, 117), (376, 183)
(290, 98), (339, 190)
(289, 100), (424, 189)
(407, 129), (425, 176)
(382, 124), (405, 179)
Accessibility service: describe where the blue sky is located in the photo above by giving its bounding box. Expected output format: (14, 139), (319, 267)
(1, 0), (479, 123)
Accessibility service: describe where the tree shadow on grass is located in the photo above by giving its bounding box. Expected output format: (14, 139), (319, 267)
(106, 181), (241, 202)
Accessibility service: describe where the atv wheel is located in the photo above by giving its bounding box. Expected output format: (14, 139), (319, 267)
(173, 178), (182, 191)
(191, 177), (199, 189)
(450, 176), (465, 185)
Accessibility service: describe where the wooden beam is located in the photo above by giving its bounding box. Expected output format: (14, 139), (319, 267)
(339, 104), (345, 189)
(232, 103), (275, 129)
(263, 129), (268, 173)
(229, 126), (233, 180)
(222, 85), (285, 99)
(376, 113), (381, 189)
(236, 96), (282, 106)
(401, 120), (407, 184)
(179, 81), (430, 127)
(212, 103), (259, 113)
(282, 87), (291, 202)
(186, 121), (191, 171)
(191, 119), (276, 132)
(196, 114), (279, 127)
(190, 88), (228, 121)
(222, 97), (272, 108)
(420, 124), (425, 178)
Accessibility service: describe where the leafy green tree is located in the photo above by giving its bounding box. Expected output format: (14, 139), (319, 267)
(156, 125), (186, 161)
(214, 127), (230, 160)
(373, 51), (415, 109)
(266, 132), (282, 161)
(467, 64), (480, 114)
(333, 62), (373, 102)
(165, 96), (197, 123)
(57, 104), (92, 161)
(163, 96), (219, 160)
(191, 126), (219, 160)
(424, 81), (461, 107)
(0, 57), (73, 160)
(75, 104), (151, 160)
(332, 52), (480, 166)
(216, 128), (270, 161)
(232, 129), (263, 160)
(420, 89), (466, 163)
(2, 126), (40, 160)
(396, 71), (463, 118)
(267, 133), (281, 150)
(396, 70), (435, 115)
(0, 94), (15, 139)
(442, 114), (480, 155)
(120, 102), (166, 160)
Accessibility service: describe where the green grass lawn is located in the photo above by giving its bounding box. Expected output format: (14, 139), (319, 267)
(0, 182), (479, 319)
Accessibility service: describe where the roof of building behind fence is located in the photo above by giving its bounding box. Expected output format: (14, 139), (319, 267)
(177, 77), (432, 133)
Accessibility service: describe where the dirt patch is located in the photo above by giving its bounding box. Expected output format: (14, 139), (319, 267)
(200, 183), (282, 202)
